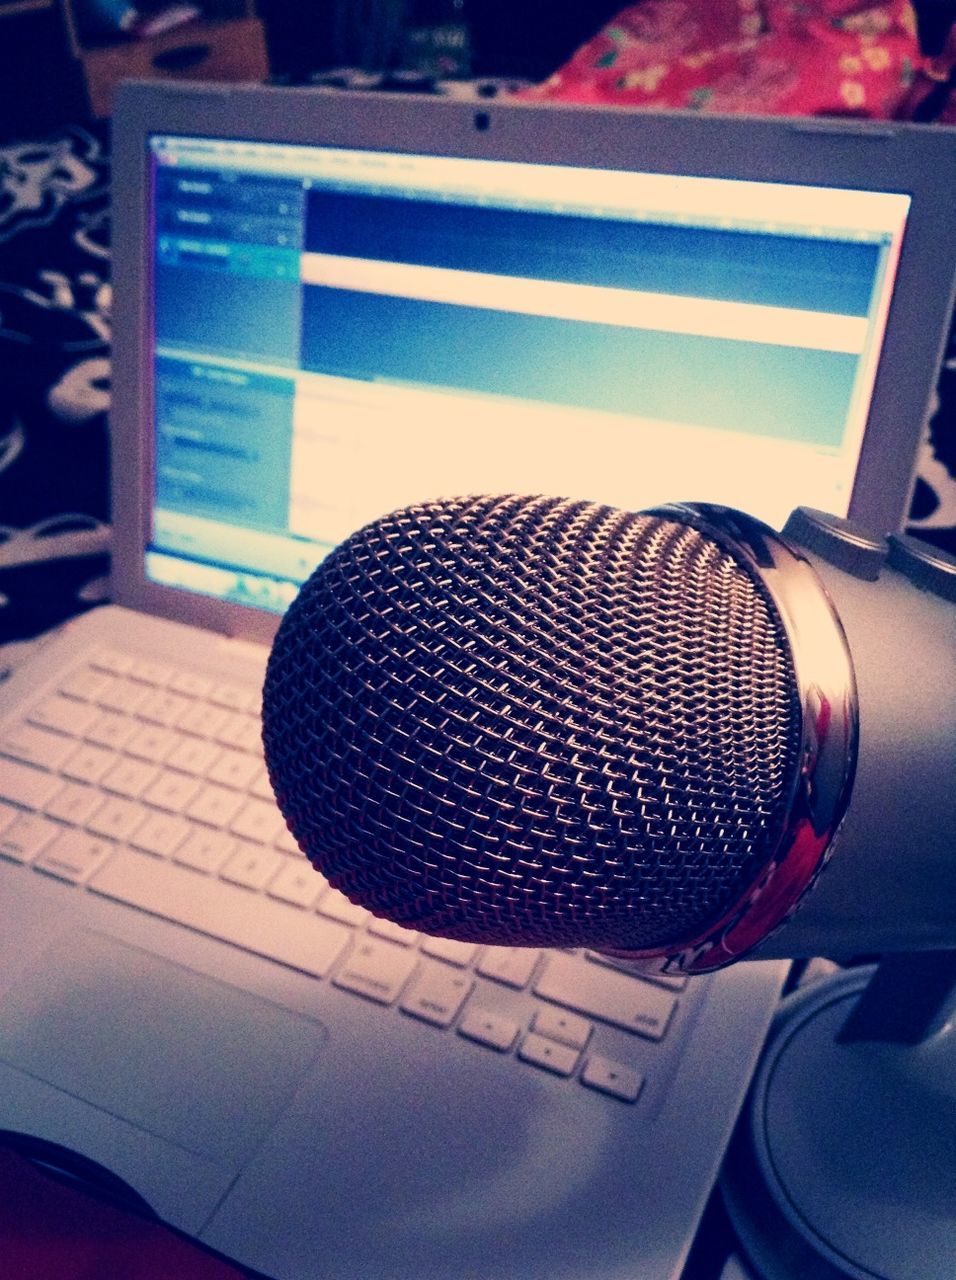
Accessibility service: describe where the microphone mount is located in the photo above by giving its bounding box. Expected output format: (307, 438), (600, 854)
(722, 950), (956, 1280)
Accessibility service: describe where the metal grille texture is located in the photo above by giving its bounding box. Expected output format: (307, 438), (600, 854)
(262, 495), (803, 951)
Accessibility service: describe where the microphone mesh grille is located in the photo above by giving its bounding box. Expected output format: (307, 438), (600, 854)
(263, 496), (802, 951)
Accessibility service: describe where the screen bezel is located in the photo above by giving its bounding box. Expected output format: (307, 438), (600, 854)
(110, 82), (956, 645)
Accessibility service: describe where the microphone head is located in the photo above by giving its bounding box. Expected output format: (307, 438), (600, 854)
(262, 494), (854, 969)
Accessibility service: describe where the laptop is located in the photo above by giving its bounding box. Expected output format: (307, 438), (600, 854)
(0, 81), (954, 1280)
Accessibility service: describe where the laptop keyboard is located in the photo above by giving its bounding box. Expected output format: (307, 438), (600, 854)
(0, 645), (688, 1106)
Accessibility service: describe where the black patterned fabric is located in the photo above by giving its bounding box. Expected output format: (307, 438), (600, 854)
(0, 125), (111, 643)
(0, 122), (953, 645)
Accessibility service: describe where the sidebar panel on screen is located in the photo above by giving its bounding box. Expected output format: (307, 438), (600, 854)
(148, 148), (309, 613)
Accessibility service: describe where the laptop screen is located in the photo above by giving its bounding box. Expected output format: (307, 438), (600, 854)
(144, 132), (910, 615)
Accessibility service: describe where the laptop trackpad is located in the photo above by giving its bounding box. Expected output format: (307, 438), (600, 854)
(0, 930), (327, 1166)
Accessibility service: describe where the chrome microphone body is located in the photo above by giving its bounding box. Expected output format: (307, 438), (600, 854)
(750, 519), (956, 962)
(261, 496), (956, 974)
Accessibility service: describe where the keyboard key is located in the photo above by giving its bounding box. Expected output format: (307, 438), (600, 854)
(268, 859), (325, 908)
(0, 813), (61, 863)
(586, 951), (688, 991)
(534, 954), (677, 1040)
(214, 712), (262, 754)
(138, 689), (191, 728)
(220, 844), (285, 891)
(85, 711), (137, 751)
(477, 947), (541, 989)
(275, 824), (302, 856)
(87, 796), (145, 842)
(250, 767), (277, 802)
(230, 798), (284, 844)
(59, 666), (112, 702)
(209, 682), (258, 712)
(125, 724), (178, 763)
(0, 722), (74, 770)
(421, 936), (478, 968)
(401, 964), (472, 1027)
(130, 811), (191, 858)
(518, 1032), (580, 1078)
(130, 658), (174, 686)
(458, 1008), (520, 1052)
(45, 781), (102, 826)
(90, 848), (351, 977)
(27, 695), (98, 737)
(142, 770), (202, 813)
(334, 938), (418, 1005)
(96, 676), (149, 716)
(165, 736), (221, 777)
(61, 741), (115, 784)
(0, 757), (63, 808)
(317, 886), (370, 927)
(532, 1006), (593, 1050)
(187, 783), (245, 829)
(177, 701), (230, 739)
(91, 647), (134, 675)
(368, 917), (419, 946)
(102, 758), (160, 799)
(169, 670), (212, 698)
(174, 829), (237, 874)
(35, 830), (112, 883)
(581, 1055), (644, 1103)
(207, 749), (260, 791)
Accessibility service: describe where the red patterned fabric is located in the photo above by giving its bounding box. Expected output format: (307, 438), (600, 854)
(924, 19), (956, 120)
(522, 0), (948, 120)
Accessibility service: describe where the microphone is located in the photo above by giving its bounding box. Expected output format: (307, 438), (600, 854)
(261, 495), (956, 975)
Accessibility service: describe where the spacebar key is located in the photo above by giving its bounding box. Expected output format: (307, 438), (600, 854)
(90, 848), (351, 978)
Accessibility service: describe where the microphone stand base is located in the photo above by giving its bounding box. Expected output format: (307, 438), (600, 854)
(720, 965), (956, 1280)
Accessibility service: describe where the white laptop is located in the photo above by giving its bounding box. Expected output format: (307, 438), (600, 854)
(0, 82), (954, 1280)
